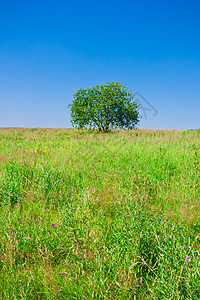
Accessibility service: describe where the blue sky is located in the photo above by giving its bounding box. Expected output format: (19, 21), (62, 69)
(0, 0), (200, 129)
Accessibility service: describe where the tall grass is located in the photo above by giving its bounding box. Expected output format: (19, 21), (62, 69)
(0, 128), (199, 299)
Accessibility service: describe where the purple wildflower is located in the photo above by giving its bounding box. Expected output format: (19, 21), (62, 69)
(185, 255), (190, 261)
(52, 223), (56, 226)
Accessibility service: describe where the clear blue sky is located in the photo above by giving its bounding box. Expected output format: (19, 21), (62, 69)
(0, 0), (199, 129)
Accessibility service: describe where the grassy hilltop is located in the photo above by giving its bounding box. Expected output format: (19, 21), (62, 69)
(0, 128), (199, 299)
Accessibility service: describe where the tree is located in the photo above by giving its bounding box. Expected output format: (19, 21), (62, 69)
(69, 82), (140, 132)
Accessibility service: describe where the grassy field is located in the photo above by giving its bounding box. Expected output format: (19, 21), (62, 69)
(0, 127), (199, 299)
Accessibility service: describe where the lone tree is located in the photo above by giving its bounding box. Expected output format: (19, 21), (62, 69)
(69, 82), (140, 132)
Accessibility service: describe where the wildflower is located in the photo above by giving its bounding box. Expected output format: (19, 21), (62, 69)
(52, 223), (56, 226)
(11, 232), (15, 234)
(185, 255), (190, 261)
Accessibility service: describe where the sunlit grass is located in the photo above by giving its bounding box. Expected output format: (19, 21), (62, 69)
(0, 128), (199, 299)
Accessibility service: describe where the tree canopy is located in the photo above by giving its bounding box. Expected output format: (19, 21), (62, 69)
(69, 82), (140, 132)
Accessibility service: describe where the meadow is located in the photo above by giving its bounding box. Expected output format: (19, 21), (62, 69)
(0, 127), (199, 299)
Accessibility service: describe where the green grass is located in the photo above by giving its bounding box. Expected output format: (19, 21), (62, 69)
(0, 128), (199, 299)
